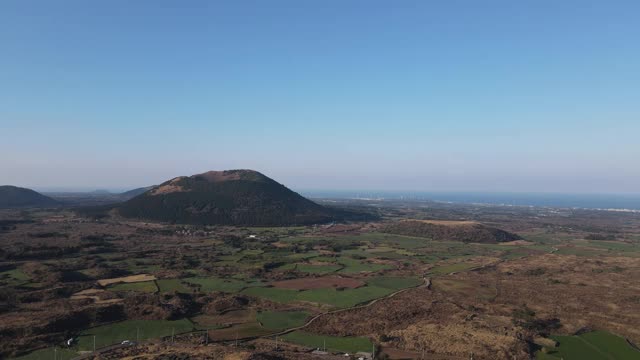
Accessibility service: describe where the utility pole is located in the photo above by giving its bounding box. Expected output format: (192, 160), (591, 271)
(323, 339), (326, 352)
(372, 343), (375, 359)
(136, 327), (140, 342)
(93, 335), (96, 352)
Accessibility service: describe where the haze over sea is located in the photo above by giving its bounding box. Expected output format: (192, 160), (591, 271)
(303, 191), (640, 211)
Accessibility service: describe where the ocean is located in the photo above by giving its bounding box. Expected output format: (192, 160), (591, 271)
(301, 190), (640, 211)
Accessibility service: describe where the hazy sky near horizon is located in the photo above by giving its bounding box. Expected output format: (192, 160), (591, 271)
(1, 1), (639, 193)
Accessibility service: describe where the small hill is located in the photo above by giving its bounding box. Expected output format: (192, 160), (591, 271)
(118, 186), (155, 200)
(0, 186), (60, 209)
(117, 170), (335, 226)
(381, 219), (521, 243)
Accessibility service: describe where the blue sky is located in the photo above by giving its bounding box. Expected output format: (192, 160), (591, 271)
(1, 1), (639, 192)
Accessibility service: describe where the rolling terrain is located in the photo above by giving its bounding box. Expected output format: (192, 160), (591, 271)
(381, 219), (522, 243)
(0, 197), (638, 359)
(0, 186), (59, 209)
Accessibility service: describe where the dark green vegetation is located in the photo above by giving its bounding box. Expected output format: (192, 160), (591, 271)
(13, 348), (77, 360)
(117, 169), (337, 226)
(382, 219), (521, 243)
(0, 186), (59, 209)
(536, 331), (640, 360)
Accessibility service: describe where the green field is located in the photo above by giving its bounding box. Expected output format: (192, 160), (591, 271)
(12, 348), (78, 360)
(208, 321), (272, 340)
(0, 268), (30, 286)
(282, 331), (373, 353)
(184, 277), (250, 293)
(242, 276), (421, 308)
(365, 276), (423, 290)
(287, 251), (319, 260)
(296, 264), (342, 274)
(555, 247), (607, 257)
(256, 310), (309, 330)
(276, 263), (298, 271)
(536, 331), (640, 360)
(156, 279), (191, 293)
(337, 257), (392, 273)
(76, 319), (194, 351)
(108, 281), (158, 293)
(243, 284), (395, 308)
(296, 286), (394, 308)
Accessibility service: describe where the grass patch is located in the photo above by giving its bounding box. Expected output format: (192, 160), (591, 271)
(554, 247), (606, 257)
(243, 284), (396, 308)
(282, 331), (373, 353)
(276, 263), (297, 271)
(428, 262), (477, 275)
(296, 286), (393, 308)
(0, 268), (30, 286)
(208, 322), (272, 340)
(536, 330), (640, 360)
(156, 279), (190, 293)
(287, 251), (320, 260)
(108, 281), (157, 293)
(12, 348), (78, 360)
(76, 319), (193, 351)
(365, 276), (422, 290)
(337, 257), (392, 273)
(296, 264), (342, 274)
(256, 310), (309, 330)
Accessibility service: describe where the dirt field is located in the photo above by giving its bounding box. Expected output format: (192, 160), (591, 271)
(97, 274), (157, 287)
(70, 289), (122, 304)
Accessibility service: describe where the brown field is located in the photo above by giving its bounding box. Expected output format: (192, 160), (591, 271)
(499, 239), (535, 246)
(70, 288), (122, 304)
(194, 309), (255, 327)
(97, 274), (157, 287)
(409, 220), (480, 226)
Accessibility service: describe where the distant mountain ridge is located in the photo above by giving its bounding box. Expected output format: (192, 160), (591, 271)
(117, 170), (335, 226)
(0, 185), (60, 209)
(119, 186), (155, 200)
